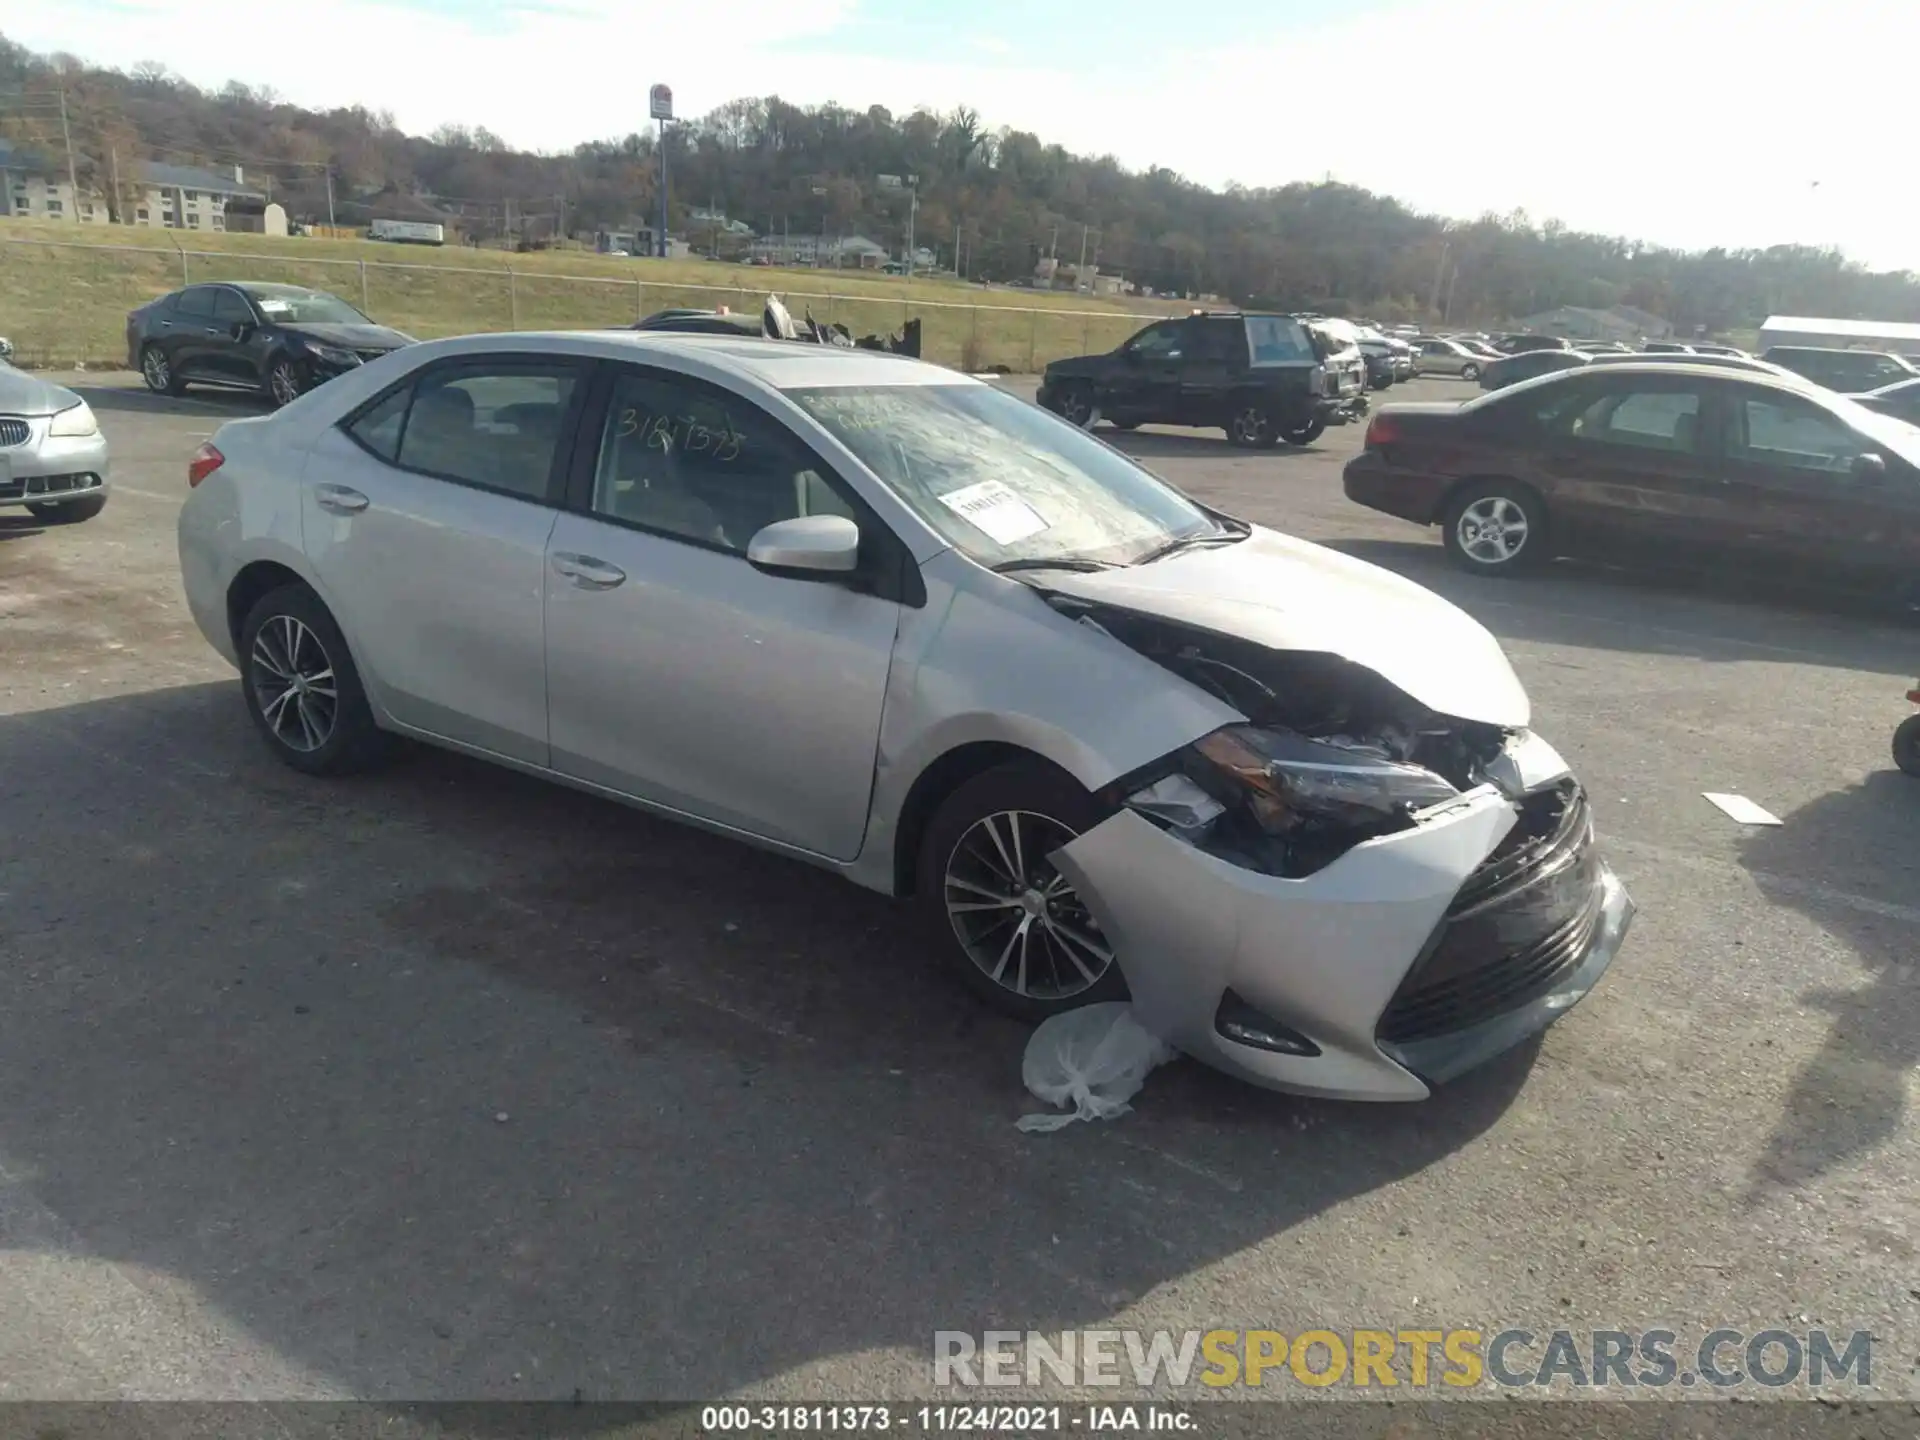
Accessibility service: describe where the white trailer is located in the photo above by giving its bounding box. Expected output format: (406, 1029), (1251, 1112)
(1759, 314), (1920, 357)
(368, 218), (446, 246)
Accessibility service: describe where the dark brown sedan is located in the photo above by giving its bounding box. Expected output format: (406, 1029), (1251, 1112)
(1342, 363), (1920, 598)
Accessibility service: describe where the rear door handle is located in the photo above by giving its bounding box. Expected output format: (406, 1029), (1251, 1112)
(314, 484), (369, 515)
(550, 552), (626, 590)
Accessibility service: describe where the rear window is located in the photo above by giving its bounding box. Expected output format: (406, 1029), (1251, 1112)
(1246, 316), (1315, 365)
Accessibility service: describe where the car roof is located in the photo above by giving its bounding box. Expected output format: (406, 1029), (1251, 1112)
(386, 330), (971, 392)
(1763, 345), (1901, 358)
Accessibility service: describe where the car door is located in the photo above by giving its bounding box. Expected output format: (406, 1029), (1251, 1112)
(1105, 320), (1188, 423)
(207, 287), (268, 387)
(1713, 385), (1918, 582)
(1530, 373), (1726, 558)
(166, 286), (221, 379)
(301, 356), (587, 764)
(541, 363), (903, 860)
(1174, 317), (1243, 425)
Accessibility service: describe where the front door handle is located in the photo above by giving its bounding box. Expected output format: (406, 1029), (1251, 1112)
(314, 484), (369, 515)
(550, 551), (627, 590)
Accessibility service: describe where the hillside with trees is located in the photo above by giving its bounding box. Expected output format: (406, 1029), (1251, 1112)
(6, 31), (1920, 334)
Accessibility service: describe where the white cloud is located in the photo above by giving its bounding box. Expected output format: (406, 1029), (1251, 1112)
(11, 0), (1920, 270)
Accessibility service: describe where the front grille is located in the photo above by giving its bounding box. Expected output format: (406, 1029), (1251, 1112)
(1377, 784), (1601, 1045)
(0, 417), (30, 447)
(0, 472), (101, 500)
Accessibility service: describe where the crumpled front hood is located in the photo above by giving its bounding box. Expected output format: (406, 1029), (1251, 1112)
(1033, 527), (1530, 728)
(282, 322), (412, 351)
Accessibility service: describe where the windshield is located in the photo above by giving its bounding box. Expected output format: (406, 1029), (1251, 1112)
(789, 384), (1228, 568)
(242, 287), (371, 325)
(1837, 396), (1920, 464)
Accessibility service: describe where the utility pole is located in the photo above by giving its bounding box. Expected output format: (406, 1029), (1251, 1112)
(656, 120), (669, 256)
(1077, 224), (1091, 290)
(324, 167), (336, 228)
(57, 80), (80, 221)
(107, 146), (121, 224)
(906, 175), (918, 279)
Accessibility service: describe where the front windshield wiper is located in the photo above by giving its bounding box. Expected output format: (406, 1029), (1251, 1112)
(990, 557), (1119, 574)
(1130, 525), (1249, 566)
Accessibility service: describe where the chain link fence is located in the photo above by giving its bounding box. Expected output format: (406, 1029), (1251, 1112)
(1, 235), (1166, 374)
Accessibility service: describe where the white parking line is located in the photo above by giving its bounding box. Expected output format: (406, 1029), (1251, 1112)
(111, 485), (182, 504)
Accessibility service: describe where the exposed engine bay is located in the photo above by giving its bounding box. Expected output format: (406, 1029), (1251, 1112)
(1047, 595), (1521, 878)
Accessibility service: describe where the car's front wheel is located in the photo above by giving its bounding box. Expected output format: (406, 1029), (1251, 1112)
(1895, 715), (1920, 777)
(917, 760), (1127, 1023)
(26, 494), (107, 524)
(1057, 384), (1099, 430)
(266, 356), (305, 408)
(1281, 417), (1326, 446)
(1442, 480), (1550, 576)
(140, 343), (185, 396)
(238, 582), (392, 775)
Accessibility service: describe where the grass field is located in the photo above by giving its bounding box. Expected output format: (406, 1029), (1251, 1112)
(0, 219), (1175, 373)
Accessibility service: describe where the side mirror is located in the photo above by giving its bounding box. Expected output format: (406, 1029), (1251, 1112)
(746, 515), (862, 577)
(1853, 452), (1889, 484)
(232, 322), (253, 341)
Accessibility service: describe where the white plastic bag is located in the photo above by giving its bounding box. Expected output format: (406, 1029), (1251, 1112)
(1017, 1003), (1178, 1133)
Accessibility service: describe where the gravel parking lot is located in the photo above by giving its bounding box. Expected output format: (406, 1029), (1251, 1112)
(2, 373), (1917, 1410)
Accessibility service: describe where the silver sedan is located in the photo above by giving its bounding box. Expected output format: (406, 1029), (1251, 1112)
(0, 356), (111, 523)
(1411, 338), (1487, 380)
(177, 331), (1632, 1100)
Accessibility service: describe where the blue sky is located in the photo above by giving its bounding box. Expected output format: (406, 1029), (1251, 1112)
(12, 0), (1920, 272)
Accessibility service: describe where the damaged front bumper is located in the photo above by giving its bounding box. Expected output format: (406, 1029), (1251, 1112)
(1051, 737), (1633, 1101)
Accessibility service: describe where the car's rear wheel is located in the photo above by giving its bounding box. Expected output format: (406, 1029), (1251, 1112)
(1442, 480), (1550, 576)
(917, 760), (1127, 1023)
(267, 356), (304, 408)
(238, 583), (393, 775)
(1281, 418), (1326, 446)
(1226, 399), (1279, 448)
(1895, 715), (1920, 777)
(1460, 362), (1481, 381)
(26, 494), (107, 524)
(1057, 384), (1098, 430)
(140, 344), (185, 396)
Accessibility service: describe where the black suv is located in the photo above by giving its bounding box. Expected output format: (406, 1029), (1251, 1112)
(1758, 346), (1920, 395)
(126, 282), (413, 406)
(1037, 311), (1361, 447)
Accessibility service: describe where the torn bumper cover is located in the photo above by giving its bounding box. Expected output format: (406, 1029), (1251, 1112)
(1052, 732), (1633, 1101)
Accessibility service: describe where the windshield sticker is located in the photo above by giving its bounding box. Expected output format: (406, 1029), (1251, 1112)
(256, 299), (292, 315)
(935, 478), (1049, 545)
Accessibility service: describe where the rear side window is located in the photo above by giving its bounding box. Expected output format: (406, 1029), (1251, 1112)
(1731, 396), (1863, 473)
(395, 366), (579, 501)
(345, 386), (410, 462)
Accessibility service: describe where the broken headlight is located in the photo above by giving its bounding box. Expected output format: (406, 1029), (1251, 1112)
(1193, 725), (1460, 832)
(1126, 725), (1463, 878)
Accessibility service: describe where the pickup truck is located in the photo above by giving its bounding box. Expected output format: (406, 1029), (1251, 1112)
(1036, 310), (1366, 447)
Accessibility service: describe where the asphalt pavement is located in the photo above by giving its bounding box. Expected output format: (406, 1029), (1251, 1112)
(1, 372), (1917, 1411)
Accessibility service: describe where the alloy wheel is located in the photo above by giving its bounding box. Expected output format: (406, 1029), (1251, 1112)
(1060, 390), (1095, 428)
(1456, 495), (1531, 565)
(943, 809), (1113, 1001)
(249, 614), (338, 753)
(142, 348), (170, 392)
(270, 361), (302, 407)
(1232, 406), (1271, 444)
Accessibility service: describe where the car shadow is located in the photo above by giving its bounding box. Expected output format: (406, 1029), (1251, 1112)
(69, 382), (271, 418)
(0, 681), (1538, 1414)
(1736, 769), (1920, 1200)
(1322, 537), (1916, 676)
(1100, 428), (1345, 459)
(0, 516), (48, 541)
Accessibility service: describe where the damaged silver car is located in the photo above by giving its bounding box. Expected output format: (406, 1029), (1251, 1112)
(177, 331), (1632, 1100)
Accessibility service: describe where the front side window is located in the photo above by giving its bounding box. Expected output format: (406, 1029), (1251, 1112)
(1125, 322), (1186, 359)
(393, 365), (578, 501)
(1564, 386), (1704, 453)
(174, 288), (217, 319)
(790, 383), (1223, 568)
(590, 370), (841, 552)
(211, 289), (254, 324)
(1731, 396), (1864, 473)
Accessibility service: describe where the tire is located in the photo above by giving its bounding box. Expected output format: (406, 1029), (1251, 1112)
(1371, 374), (1393, 391)
(1056, 384), (1099, 430)
(140, 343), (185, 396)
(237, 582), (393, 776)
(1895, 715), (1920, 777)
(1225, 398), (1280, 448)
(1460, 363), (1481, 381)
(26, 493), (107, 524)
(267, 356), (304, 409)
(1107, 419), (1139, 431)
(1281, 418), (1327, 446)
(916, 759), (1127, 1023)
(1441, 479), (1551, 576)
